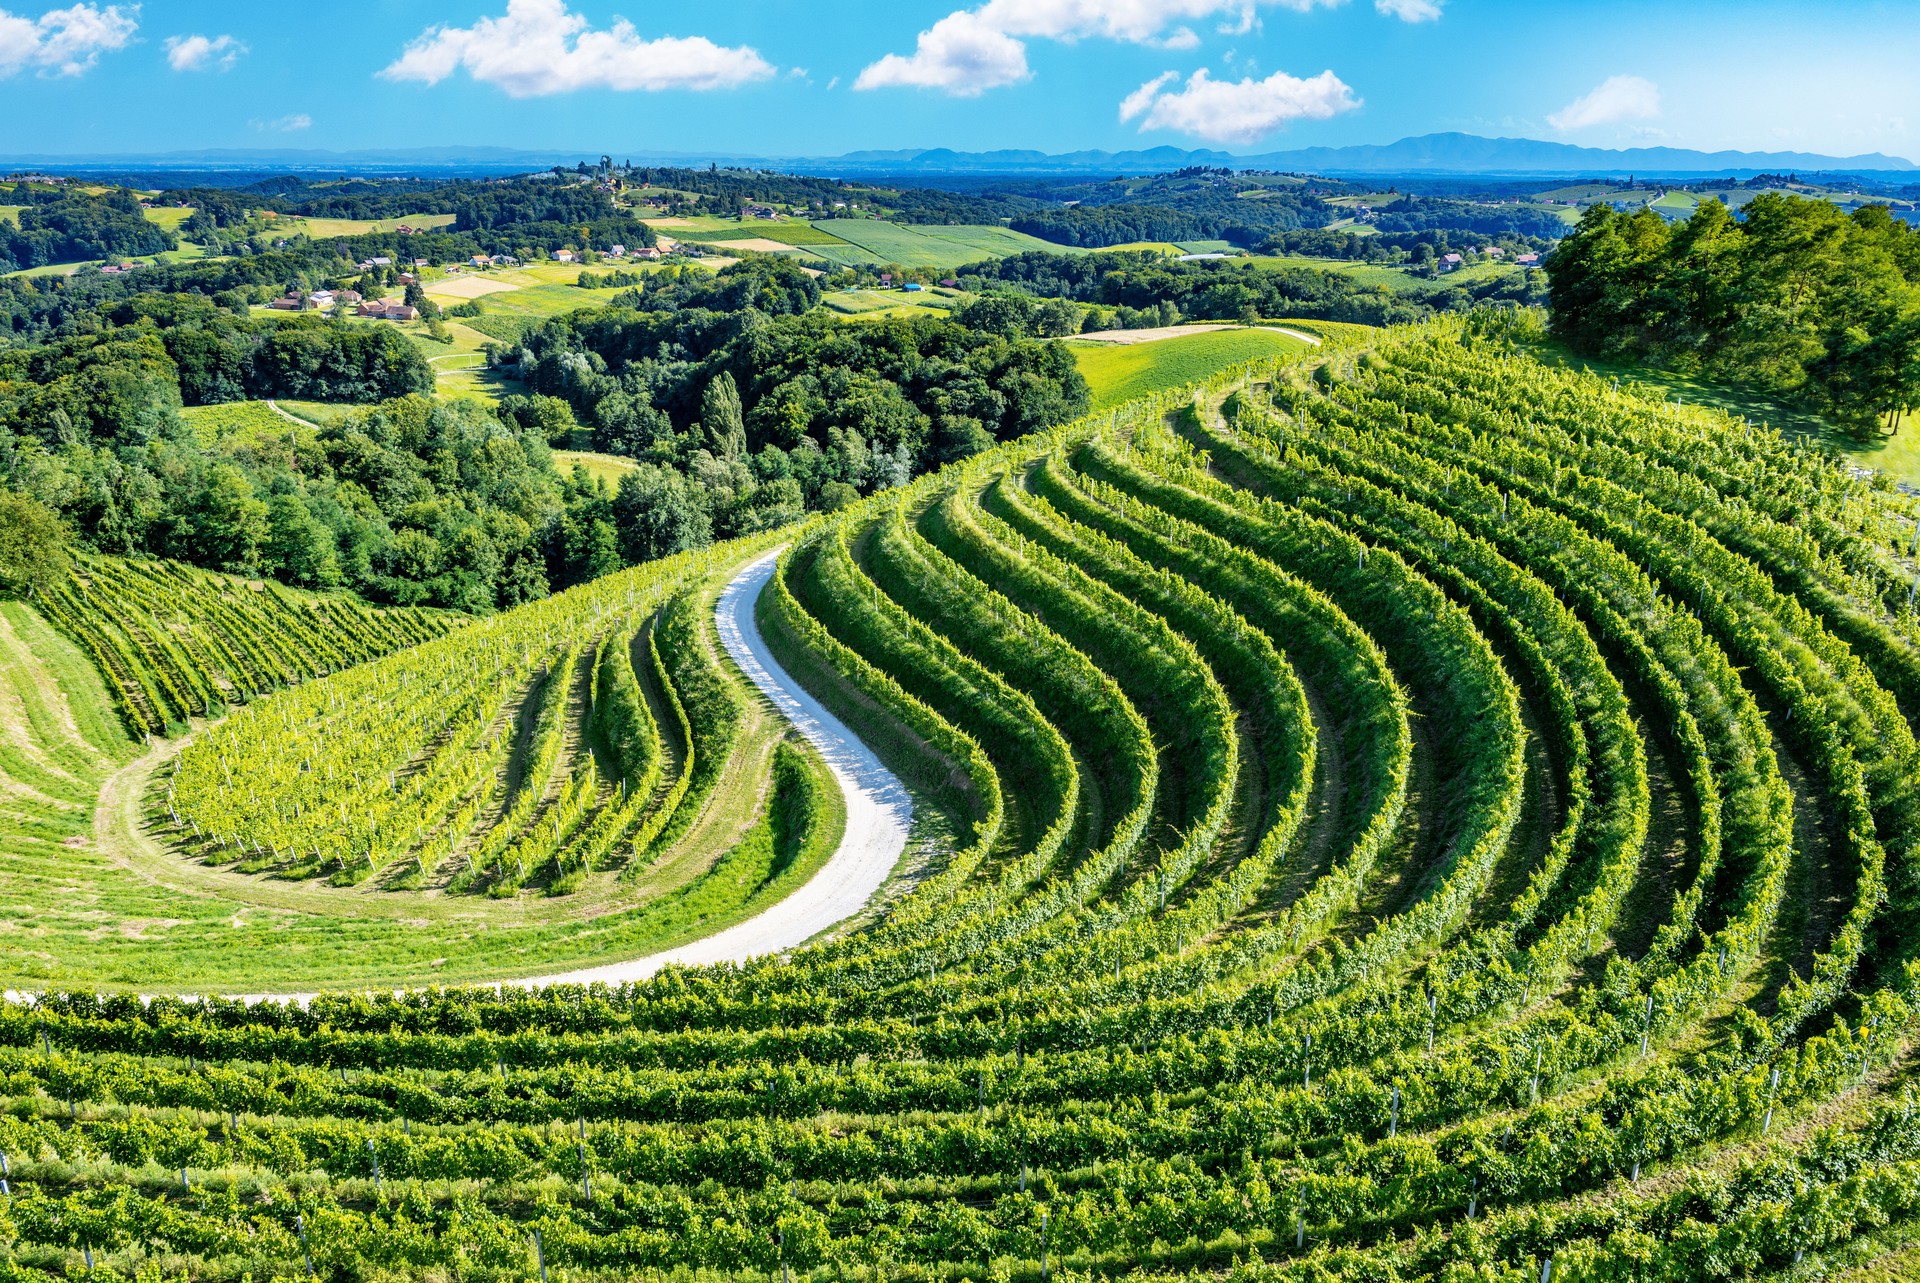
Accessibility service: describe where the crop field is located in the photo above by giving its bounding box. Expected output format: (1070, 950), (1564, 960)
(822, 286), (963, 317)
(10, 314), (1920, 1280)
(553, 448), (642, 490)
(140, 205), (194, 230)
(1070, 325), (1314, 410)
(674, 222), (850, 247)
(283, 212), (458, 238)
(802, 220), (1078, 268)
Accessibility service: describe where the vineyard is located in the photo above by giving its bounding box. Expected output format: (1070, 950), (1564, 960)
(33, 555), (463, 736)
(9, 312), (1920, 1281)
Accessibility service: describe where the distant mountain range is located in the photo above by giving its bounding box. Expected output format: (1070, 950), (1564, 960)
(5, 133), (1914, 179)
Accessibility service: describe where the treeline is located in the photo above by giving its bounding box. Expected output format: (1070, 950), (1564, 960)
(1263, 226), (1556, 263)
(1547, 194), (1920, 432)
(0, 297), (431, 442)
(952, 251), (1542, 327)
(1365, 193), (1572, 240)
(504, 259), (1089, 541)
(155, 175), (626, 231)
(0, 187), (177, 271)
(1010, 194), (1327, 249)
(629, 166), (1033, 226)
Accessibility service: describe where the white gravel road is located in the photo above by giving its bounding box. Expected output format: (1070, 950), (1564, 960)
(15, 549), (911, 1007)
(526, 550), (910, 986)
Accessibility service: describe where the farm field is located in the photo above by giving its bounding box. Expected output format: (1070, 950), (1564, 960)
(278, 212), (458, 238)
(1251, 252), (1529, 290)
(553, 448), (642, 489)
(1068, 324), (1314, 410)
(822, 285), (963, 318)
(140, 205), (194, 230)
(801, 219), (1079, 268)
(5, 314), (1920, 1278)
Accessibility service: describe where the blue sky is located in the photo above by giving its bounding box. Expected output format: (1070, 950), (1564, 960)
(1, 0), (1916, 161)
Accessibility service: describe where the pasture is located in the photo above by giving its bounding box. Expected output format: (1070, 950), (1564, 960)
(284, 212), (458, 238)
(554, 449), (643, 490)
(1068, 324), (1314, 411)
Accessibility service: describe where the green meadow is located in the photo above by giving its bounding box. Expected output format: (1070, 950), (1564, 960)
(1068, 326), (1315, 412)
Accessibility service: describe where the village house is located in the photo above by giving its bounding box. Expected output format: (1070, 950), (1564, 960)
(334, 290), (363, 305)
(358, 301), (418, 322)
(552, 249), (576, 262)
(634, 246), (662, 260)
(1515, 252), (1541, 266)
(469, 255), (493, 268)
(607, 245), (626, 258)
(1440, 252), (1464, 271)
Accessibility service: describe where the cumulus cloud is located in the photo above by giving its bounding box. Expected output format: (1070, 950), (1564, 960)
(1118, 70), (1179, 122)
(1121, 65), (1359, 143)
(0, 3), (137, 78)
(1374, 0), (1441, 20)
(853, 9), (1029, 94)
(1549, 74), (1661, 131)
(164, 32), (244, 72)
(381, 0), (775, 98)
(858, 0), (1429, 96)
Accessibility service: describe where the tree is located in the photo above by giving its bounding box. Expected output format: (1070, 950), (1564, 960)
(0, 491), (70, 598)
(611, 465), (713, 564)
(261, 492), (340, 588)
(701, 371), (747, 460)
(186, 465), (267, 571)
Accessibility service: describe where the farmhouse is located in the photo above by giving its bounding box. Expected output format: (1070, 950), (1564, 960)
(634, 246), (662, 260)
(608, 245), (626, 257)
(1515, 252), (1541, 266)
(334, 290), (363, 305)
(1440, 252), (1464, 271)
(357, 302), (419, 321)
(553, 250), (576, 262)
(469, 255), (493, 268)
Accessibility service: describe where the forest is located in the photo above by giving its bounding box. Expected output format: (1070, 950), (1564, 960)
(953, 250), (1546, 327)
(1546, 193), (1920, 431)
(0, 186), (179, 272)
(507, 259), (1090, 533)
(0, 254), (1088, 611)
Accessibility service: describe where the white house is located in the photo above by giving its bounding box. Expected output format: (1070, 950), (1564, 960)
(552, 249), (576, 263)
(608, 244), (627, 257)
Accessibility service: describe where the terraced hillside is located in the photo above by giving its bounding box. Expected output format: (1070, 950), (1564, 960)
(34, 555), (463, 736)
(11, 316), (1920, 1281)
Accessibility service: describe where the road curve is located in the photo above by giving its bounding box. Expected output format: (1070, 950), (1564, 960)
(135, 548), (907, 1004)
(526, 549), (911, 986)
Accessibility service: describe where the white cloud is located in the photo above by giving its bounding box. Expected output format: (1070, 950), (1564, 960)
(1119, 70), (1178, 122)
(854, 0), (1409, 96)
(381, 0), (775, 98)
(852, 9), (1029, 94)
(1549, 74), (1661, 131)
(164, 32), (244, 72)
(252, 113), (310, 132)
(1374, 0), (1441, 20)
(1123, 65), (1359, 143)
(0, 3), (137, 78)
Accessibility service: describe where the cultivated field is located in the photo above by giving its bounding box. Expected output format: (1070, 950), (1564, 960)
(1069, 325), (1315, 410)
(8, 316), (1920, 1278)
